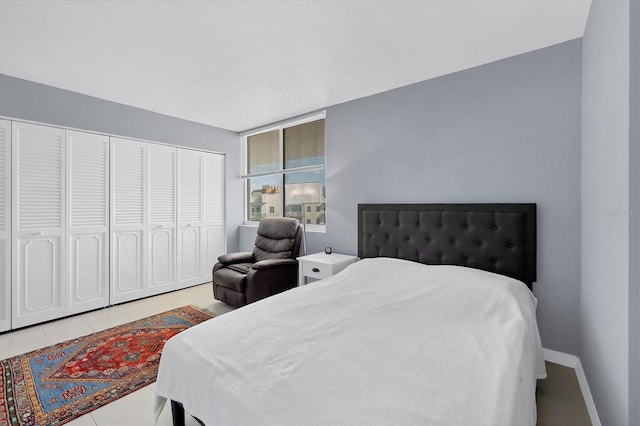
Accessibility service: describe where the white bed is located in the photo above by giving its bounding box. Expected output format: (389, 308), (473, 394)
(154, 257), (546, 425)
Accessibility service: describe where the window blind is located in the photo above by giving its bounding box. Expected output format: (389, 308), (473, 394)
(284, 119), (325, 169)
(247, 129), (279, 174)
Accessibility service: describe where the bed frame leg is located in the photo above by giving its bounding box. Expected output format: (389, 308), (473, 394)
(171, 400), (186, 426)
(171, 399), (206, 426)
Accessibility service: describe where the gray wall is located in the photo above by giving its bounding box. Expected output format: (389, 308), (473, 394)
(301, 40), (582, 354)
(580, 1), (630, 424)
(0, 74), (243, 252)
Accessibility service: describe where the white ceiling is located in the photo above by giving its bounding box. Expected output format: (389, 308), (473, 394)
(0, 0), (591, 132)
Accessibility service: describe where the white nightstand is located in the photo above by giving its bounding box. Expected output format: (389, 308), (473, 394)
(297, 252), (359, 285)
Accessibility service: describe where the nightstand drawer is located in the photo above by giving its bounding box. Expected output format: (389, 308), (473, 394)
(302, 260), (332, 280)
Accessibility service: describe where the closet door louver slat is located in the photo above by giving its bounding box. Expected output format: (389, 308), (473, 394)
(70, 141), (108, 227)
(178, 151), (202, 223)
(204, 153), (225, 223)
(16, 129), (64, 230)
(150, 146), (176, 224)
(114, 142), (145, 226)
(0, 125), (6, 232)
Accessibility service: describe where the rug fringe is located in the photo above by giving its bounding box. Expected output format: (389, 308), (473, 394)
(188, 304), (218, 318)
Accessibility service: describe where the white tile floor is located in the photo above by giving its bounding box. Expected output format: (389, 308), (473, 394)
(0, 283), (235, 426)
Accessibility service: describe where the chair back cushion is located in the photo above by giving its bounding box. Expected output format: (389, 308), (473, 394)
(253, 217), (300, 261)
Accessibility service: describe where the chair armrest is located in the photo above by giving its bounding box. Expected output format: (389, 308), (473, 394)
(251, 258), (298, 270)
(217, 252), (255, 265)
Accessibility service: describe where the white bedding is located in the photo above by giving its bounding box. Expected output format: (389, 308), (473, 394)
(154, 257), (546, 425)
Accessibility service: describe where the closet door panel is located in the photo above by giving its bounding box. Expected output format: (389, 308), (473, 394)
(70, 234), (105, 297)
(18, 236), (62, 309)
(179, 226), (200, 281)
(148, 145), (176, 291)
(12, 122), (66, 328)
(66, 131), (109, 314)
(151, 229), (174, 286)
(202, 153), (225, 280)
(177, 149), (203, 286)
(204, 225), (224, 277)
(111, 138), (147, 304)
(114, 230), (144, 291)
(0, 120), (10, 331)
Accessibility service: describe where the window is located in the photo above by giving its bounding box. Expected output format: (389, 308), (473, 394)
(244, 115), (326, 228)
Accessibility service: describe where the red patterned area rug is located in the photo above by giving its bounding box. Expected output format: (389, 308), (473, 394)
(0, 305), (214, 426)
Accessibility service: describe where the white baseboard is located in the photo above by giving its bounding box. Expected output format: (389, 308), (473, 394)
(543, 348), (579, 368)
(543, 348), (601, 426)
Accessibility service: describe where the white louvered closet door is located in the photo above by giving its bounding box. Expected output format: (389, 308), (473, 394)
(202, 152), (225, 281)
(177, 149), (203, 286)
(12, 122), (66, 328)
(148, 144), (177, 293)
(0, 120), (11, 331)
(111, 138), (148, 304)
(66, 131), (109, 315)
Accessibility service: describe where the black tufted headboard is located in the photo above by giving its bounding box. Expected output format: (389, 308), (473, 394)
(358, 203), (537, 288)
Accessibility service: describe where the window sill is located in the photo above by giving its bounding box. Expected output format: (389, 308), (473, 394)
(242, 221), (326, 233)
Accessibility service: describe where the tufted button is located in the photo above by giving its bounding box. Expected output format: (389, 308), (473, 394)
(477, 241), (483, 247)
(450, 239), (456, 245)
(507, 243), (514, 249)
(491, 225), (498, 230)
(463, 256), (469, 261)
(416, 223), (420, 228)
(464, 224), (469, 229)
(426, 237), (431, 243)
(438, 253), (443, 258)
(491, 259), (497, 264)
(439, 224), (444, 229)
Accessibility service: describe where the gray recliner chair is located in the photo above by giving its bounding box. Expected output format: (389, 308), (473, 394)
(212, 217), (302, 308)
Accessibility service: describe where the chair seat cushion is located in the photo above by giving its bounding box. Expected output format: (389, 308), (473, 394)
(214, 268), (248, 293)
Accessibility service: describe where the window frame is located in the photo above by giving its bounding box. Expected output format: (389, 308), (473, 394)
(242, 112), (326, 232)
